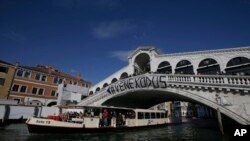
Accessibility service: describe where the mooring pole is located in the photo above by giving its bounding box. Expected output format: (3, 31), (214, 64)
(217, 108), (224, 135)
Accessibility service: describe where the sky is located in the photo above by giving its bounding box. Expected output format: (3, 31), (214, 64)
(1, 0), (250, 84)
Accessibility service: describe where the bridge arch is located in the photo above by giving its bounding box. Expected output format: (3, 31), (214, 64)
(120, 72), (129, 79)
(225, 56), (250, 75)
(103, 83), (108, 88)
(134, 53), (151, 75)
(111, 78), (118, 83)
(157, 61), (172, 74)
(101, 88), (248, 125)
(175, 60), (194, 74)
(89, 91), (93, 95)
(95, 87), (100, 93)
(197, 58), (220, 75)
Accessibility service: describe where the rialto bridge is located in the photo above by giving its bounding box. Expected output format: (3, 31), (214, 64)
(78, 47), (250, 125)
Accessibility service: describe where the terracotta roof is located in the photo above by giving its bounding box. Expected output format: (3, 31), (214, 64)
(21, 65), (91, 84)
(0, 59), (14, 66)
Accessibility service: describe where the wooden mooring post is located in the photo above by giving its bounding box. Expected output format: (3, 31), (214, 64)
(217, 108), (224, 135)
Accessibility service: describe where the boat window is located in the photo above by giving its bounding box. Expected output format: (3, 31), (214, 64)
(138, 112), (144, 119)
(151, 112), (156, 119)
(156, 113), (161, 118)
(145, 112), (150, 119)
(161, 113), (165, 118)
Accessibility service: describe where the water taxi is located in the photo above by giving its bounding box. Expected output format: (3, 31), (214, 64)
(26, 106), (169, 133)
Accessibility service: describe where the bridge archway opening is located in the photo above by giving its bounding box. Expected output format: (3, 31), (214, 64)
(197, 58), (220, 75)
(101, 89), (241, 124)
(120, 72), (129, 79)
(175, 60), (194, 74)
(157, 61), (172, 74)
(134, 53), (151, 75)
(111, 78), (118, 83)
(89, 91), (93, 95)
(226, 57), (250, 75)
(103, 83), (108, 88)
(95, 87), (100, 92)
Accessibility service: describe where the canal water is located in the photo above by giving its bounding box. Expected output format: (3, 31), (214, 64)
(0, 119), (229, 141)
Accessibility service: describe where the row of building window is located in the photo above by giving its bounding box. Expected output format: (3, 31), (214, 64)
(0, 78), (5, 86)
(16, 69), (89, 87)
(0, 66), (9, 73)
(0, 66), (8, 86)
(11, 84), (57, 97)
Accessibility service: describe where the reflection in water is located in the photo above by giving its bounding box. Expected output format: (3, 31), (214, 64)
(0, 119), (229, 141)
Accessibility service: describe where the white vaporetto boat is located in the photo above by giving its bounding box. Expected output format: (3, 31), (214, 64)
(26, 106), (169, 134)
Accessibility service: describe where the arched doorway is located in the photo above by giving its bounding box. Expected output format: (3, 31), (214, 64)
(175, 60), (194, 74)
(89, 91), (93, 95)
(157, 61), (172, 74)
(134, 53), (151, 75)
(103, 83), (108, 88)
(95, 87), (100, 92)
(226, 57), (250, 75)
(111, 78), (118, 83)
(197, 58), (220, 75)
(120, 72), (129, 79)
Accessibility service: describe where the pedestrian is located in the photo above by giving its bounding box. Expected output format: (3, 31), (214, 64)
(102, 109), (109, 126)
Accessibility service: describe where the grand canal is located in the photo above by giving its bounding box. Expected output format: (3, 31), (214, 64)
(0, 119), (230, 141)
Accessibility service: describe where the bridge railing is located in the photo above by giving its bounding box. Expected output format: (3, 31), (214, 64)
(78, 88), (109, 106)
(167, 74), (250, 86)
(79, 74), (250, 106)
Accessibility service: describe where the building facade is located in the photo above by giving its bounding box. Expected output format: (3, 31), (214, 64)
(8, 64), (91, 106)
(0, 60), (17, 100)
(172, 101), (192, 117)
(172, 101), (215, 118)
(57, 83), (89, 106)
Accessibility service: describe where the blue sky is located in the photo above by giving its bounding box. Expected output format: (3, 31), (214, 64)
(1, 0), (250, 84)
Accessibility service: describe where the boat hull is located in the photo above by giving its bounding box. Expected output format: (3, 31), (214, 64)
(27, 122), (169, 134)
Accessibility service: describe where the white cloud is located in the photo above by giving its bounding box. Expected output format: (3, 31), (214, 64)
(110, 50), (133, 62)
(92, 20), (135, 39)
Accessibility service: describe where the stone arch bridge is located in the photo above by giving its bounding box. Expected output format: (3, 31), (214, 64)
(78, 47), (250, 125)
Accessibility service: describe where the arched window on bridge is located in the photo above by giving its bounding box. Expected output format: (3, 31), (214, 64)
(134, 53), (151, 75)
(111, 78), (118, 83)
(175, 60), (194, 74)
(157, 61), (172, 74)
(120, 72), (129, 79)
(89, 91), (93, 95)
(103, 83), (108, 88)
(226, 57), (250, 75)
(197, 58), (220, 75)
(95, 87), (100, 93)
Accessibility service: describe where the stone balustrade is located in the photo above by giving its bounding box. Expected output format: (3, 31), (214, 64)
(167, 74), (250, 89)
(79, 74), (250, 106)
